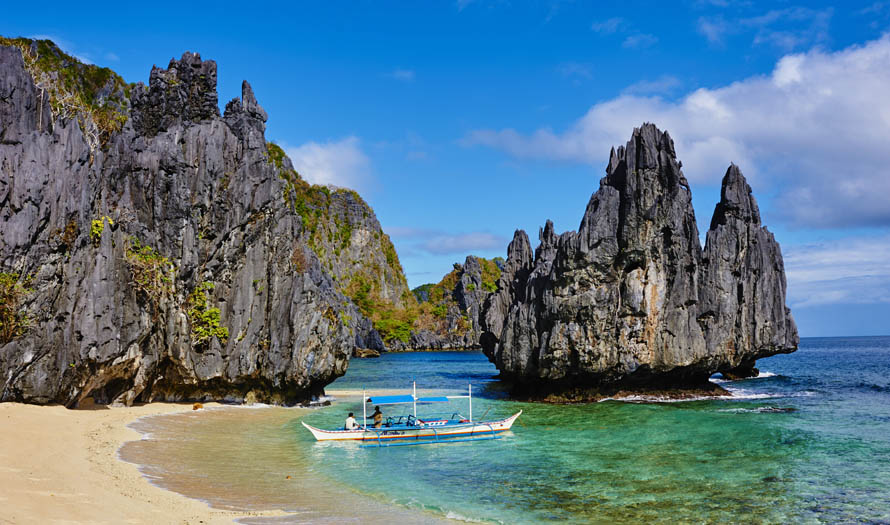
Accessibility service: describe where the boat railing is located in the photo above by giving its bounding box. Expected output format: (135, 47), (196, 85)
(360, 421), (500, 448)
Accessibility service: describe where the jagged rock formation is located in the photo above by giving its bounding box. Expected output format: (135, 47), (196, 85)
(0, 40), (395, 406)
(406, 256), (503, 349)
(481, 124), (798, 396)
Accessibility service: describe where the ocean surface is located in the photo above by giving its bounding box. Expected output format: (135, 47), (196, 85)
(121, 337), (890, 524)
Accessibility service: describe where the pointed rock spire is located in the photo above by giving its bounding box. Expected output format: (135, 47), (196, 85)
(710, 164), (761, 229)
(480, 123), (797, 397)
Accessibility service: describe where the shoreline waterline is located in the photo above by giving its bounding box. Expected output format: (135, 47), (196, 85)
(0, 401), (290, 524)
(117, 402), (457, 524)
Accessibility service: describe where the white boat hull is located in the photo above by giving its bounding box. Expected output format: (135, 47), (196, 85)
(302, 410), (522, 442)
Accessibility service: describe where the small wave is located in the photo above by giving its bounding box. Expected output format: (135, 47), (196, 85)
(725, 387), (816, 400)
(726, 390), (783, 400)
(236, 402), (274, 409)
(599, 394), (726, 403)
(718, 406), (797, 414)
(444, 511), (499, 523)
(710, 371), (779, 384)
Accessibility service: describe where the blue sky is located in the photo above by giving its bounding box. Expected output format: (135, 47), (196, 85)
(3, 1), (889, 336)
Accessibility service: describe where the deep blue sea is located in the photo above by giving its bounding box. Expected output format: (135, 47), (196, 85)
(124, 337), (890, 524)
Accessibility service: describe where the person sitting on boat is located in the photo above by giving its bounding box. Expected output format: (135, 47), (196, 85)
(344, 412), (358, 430)
(371, 406), (383, 428)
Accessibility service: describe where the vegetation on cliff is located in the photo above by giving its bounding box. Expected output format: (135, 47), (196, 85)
(187, 282), (229, 347)
(269, 141), (416, 345)
(0, 273), (31, 345)
(124, 237), (175, 313)
(0, 37), (130, 151)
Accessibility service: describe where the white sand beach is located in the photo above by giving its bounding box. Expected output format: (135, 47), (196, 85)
(0, 401), (288, 524)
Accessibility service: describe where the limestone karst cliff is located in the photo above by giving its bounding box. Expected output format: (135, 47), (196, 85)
(407, 255), (503, 350)
(480, 123), (798, 397)
(0, 38), (406, 406)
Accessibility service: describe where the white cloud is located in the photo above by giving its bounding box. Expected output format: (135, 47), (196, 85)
(784, 235), (890, 307)
(591, 17), (624, 34)
(697, 16), (730, 45)
(387, 68), (415, 82)
(622, 33), (659, 49)
(698, 7), (832, 51)
(463, 35), (890, 228)
(284, 137), (371, 191)
(622, 75), (682, 95)
(105, 52), (119, 62)
(421, 232), (508, 255)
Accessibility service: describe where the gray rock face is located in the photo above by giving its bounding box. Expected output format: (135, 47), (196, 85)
(0, 45), (376, 406)
(699, 164), (799, 377)
(481, 123), (797, 393)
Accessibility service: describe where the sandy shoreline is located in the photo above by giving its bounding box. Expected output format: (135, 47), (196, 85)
(0, 401), (288, 524)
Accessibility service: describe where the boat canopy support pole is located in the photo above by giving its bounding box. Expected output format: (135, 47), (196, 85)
(413, 381), (417, 418)
(469, 383), (472, 422)
(363, 388), (367, 429)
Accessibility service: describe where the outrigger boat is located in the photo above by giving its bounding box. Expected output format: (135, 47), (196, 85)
(302, 383), (522, 447)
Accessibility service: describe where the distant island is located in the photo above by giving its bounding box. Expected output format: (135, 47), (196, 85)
(0, 38), (795, 407)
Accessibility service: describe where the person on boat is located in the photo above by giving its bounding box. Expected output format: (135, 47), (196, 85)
(344, 412), (358, 430)
(371, 406), (383, 428)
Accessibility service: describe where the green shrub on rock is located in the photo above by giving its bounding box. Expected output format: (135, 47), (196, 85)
(0, 272), (32, 345)
(125, 236), (174, 310)
(187, 282), (229, 346)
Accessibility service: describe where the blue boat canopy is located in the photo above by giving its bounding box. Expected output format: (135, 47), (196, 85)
(366, 395), (414, 405)
(366, 395), (451, 405)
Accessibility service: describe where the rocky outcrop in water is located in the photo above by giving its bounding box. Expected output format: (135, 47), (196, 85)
(481, 124), (797, 397)
(0, 40), (394, 406)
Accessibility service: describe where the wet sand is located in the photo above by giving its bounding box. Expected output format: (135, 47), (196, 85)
(1, 400), (452, 524)
(0, 401), (285, 524)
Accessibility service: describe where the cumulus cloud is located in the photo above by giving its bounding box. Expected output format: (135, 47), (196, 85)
(284, 137), (371, 191)
(784, 235), (890, 307)
(388, 227), (507, 255)
(463, 35), (890, 228)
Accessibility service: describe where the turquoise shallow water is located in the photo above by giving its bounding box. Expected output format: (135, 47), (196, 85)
(306, 337), (890, 523)
(123, 337), (890, 523)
